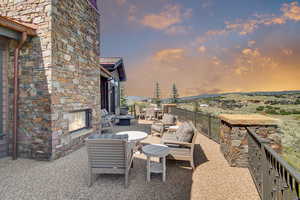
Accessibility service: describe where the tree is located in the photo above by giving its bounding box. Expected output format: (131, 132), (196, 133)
(120, 85), (127, 107)
(171, 83), (179, 103)
(154, 82), (161, 106)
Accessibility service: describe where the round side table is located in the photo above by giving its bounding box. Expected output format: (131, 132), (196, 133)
(142, 144), (169, 182)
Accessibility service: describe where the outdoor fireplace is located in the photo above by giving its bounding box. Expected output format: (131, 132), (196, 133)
(68, 109), (92, 133)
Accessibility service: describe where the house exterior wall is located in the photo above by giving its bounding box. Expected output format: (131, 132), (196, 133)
(0, 0), (53, 158)
(111, 70), (120, 115)
(0, 0), (101, 159)
(0, 37), (9, 158)
(51, 0), (101, 159)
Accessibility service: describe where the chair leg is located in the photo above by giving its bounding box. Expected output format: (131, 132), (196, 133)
(88, 168), (93, 187)
(125, 172), (129, 188)
(190, 159), (195, 170)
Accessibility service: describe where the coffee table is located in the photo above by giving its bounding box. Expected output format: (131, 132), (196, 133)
(116, 131), (148, 142)
(116, 131), (148, 154)
(142, 144), (169, 182)
(116, 115), (134, 126)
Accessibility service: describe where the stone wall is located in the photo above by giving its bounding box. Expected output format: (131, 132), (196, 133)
(51, 0), (101, 159)
(0, 0), (53, 158)
(220, 121), (282, 168)
(0, 0), (101, 159)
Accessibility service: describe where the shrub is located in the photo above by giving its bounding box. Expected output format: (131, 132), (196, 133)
(266, 105), (274, 109)
(256, 106), (264, 111)
(279, 109), (291, 115)
(266, 109), (278, 115)
(291, 110), (300, 114)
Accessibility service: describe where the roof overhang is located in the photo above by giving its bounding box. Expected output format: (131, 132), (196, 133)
(100, 57), (127, 81)
(100, 65), (113, 78)
(0, 15), (37, 40)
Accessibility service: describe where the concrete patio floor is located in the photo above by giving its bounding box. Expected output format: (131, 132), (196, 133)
(0, 120), (260, 200)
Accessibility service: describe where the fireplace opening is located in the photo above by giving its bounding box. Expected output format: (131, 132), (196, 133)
(68, 109), (92, 133)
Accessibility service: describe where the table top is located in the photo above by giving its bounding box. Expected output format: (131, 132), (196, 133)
(142, 144), (169, 157)
(168, 125), (179, 129)
(116, 131), (148, 142)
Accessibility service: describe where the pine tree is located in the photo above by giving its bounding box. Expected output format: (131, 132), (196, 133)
(171, 83), (179, 103)
(154, 82), (161, 106)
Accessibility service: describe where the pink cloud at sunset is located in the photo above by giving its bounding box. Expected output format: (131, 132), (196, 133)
(102, 1), (300, 97)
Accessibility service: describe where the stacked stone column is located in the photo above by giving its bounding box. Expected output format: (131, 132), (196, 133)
(219, 114), (282, 168)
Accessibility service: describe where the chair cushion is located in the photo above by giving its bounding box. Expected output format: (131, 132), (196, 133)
(88, 133), (128, 140)
(102, 121), (111, 128)
(175, 122), (194, 142)
(162, 114), (176, 125)
(151, 123), (164, 133)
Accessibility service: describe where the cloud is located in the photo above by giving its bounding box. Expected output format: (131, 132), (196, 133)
(153, 48), (186, 62)
(248, 40), (256, 47)
(130, 4), (192, 35)
(281, 1), (300, 21)
(164, 25), (191, 35)
(116, 0), (126, 6)
(242, 48), (260, 57)
(128, 5), (138, 22)
(211, 56), (221, 65)
(282, 48), (293, 56)
(197, 45), (206, 53)
(195, 1), (300, 44)
(201, 0), (214, 9)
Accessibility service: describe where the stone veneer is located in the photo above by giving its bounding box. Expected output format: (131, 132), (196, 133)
(0, 0), (101, 159)
(219, 114), (282, 168)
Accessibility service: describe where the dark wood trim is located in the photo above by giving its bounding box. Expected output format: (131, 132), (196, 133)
(0, 16), (37, 36)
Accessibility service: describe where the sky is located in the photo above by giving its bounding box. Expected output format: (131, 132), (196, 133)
(100, 0), (300, 98)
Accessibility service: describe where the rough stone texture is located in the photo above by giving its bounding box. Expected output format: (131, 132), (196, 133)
(0, 0), (53, 158)
(51, 0), (101, 159)
(220, 120), (282, 168)
(0, 0), (100, 159)
(219, 114), (279, 126)
(0, 120), (260, 200)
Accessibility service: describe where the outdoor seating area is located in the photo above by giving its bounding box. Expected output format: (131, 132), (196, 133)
(0, 118), (259, 200)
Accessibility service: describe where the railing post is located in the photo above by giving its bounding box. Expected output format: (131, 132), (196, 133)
(193, 110), (197, 127)
(208, 114), (212, 139)
(261, 144), (269, 200)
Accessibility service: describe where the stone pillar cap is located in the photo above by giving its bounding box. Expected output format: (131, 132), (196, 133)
(219, 114), (279, 125)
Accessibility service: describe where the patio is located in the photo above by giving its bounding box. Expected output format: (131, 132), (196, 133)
(0, 120), (259, 200)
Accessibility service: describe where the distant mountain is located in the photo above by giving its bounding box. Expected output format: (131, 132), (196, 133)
(126, 96), (149, 105)
(162, 90), (300, 103)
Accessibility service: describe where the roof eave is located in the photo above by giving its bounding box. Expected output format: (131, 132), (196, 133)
(0, 16), (37, 36)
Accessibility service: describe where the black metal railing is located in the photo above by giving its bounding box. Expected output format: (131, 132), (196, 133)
(169, 107), (220, 143)
(169, 106), (300, 200)
(248, 128), (300, 200)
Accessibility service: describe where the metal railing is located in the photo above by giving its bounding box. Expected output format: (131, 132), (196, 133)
(248, 128), (300, 200)
(169, 107), (220, 143)
(169, 106), (300, 200)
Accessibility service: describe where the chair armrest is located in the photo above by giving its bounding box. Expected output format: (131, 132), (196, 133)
(162, 140), (192, 147)
(152, 121), (163, 125)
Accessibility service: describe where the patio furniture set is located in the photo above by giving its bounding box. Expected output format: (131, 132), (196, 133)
(101, 109), (134, 131)
(86, 113), (198, 188)
(136, 106), (163, 120)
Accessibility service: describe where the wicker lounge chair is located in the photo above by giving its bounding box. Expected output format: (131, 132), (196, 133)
(161, 121), (198, 169)
(151, 114), (177, 136)
(101, 109), (115, 123)
(135, 105), (145, 119)
(145, 107), (155, 120)
(101, 109), (115, 132)
(86, 134), (134, 188)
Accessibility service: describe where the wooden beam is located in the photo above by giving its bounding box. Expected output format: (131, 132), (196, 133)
(0, 16), (37, 36)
